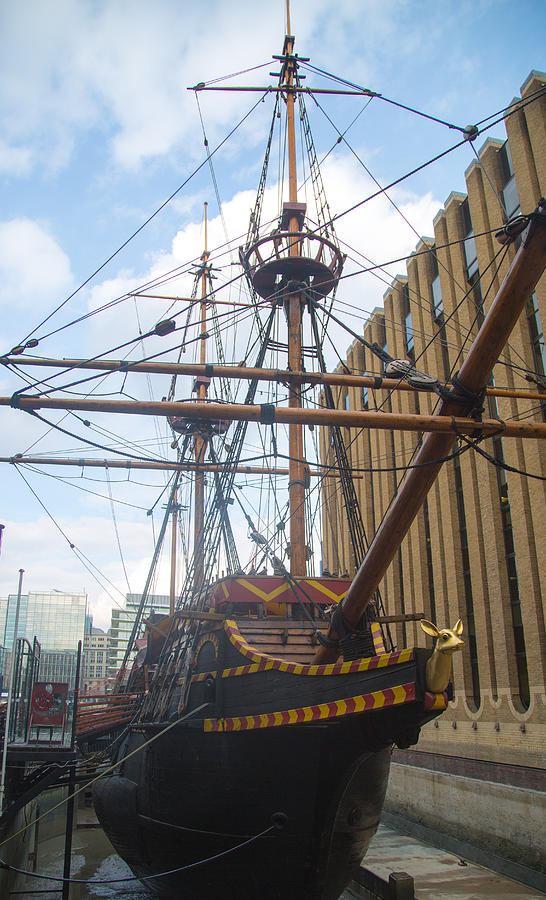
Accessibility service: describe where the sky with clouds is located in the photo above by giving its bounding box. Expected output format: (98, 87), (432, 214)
(0, 0), (544, 631)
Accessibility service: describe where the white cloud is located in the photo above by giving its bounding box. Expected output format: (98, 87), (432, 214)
(0, 219), (73, 311)
(0, 140), (33, 176)
(0, 0), (423, 175)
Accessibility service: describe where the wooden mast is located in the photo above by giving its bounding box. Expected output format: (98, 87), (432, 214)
(169, 485), (178, 615)
(283, 20), (307, 576)
(194, 202), (209, 590)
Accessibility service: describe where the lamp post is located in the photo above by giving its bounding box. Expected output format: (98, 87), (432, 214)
(0, 568), (25, 815)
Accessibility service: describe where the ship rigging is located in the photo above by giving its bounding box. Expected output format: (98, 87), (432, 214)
(0, 6), (545, 899)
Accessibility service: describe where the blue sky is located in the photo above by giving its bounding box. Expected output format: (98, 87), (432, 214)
(0, 0), (544, 629)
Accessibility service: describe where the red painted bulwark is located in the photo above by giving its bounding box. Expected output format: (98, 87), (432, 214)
(210, 575), (351, 614)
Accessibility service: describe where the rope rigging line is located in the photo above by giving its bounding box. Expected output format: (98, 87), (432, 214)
(0, 703), (229, 853)
(105, 464), (132, 594)
(16, 409), (179, 466)
(6, 215), (530, 412)
(16, 91), (271, 349)
(1, 824), (278, 885)
(197, 60), (273, 87)
(208, 441), (241, 574)
(120, 470), (182, 672)
(0, 117), (490, 362)
(7, 293), (269, 403)
(473, 82), (546, 129)
(328, 242), (512, 536)
(12, 79), (545, 365)
(195, 93), (234, 263)
(356, 240), (512, 420)
(29, 250), (208, 345)
(13, 466), (131, 609)
(309, 302), (368, 564)
(306, 301), (391, 642)
(174, 305), (279, 610)
(298, 60), (470, 133)
(4, 195), (524, 400)
(308, 92), (474, 310)
(21, 463), (152, 511)
(315, 83), (546, 239)
(452, 430), (546, 483)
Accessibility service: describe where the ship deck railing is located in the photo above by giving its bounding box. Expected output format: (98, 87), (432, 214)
(75, 692), (143, 739)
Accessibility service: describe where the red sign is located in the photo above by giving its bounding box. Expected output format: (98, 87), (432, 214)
(30, 682), (69, 727)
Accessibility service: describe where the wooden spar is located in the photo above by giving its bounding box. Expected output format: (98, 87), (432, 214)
(312, 201), (546, 664)
(6, 357), (545, 403)
(193, 86), (377, 97)
(3, 394), (545, 439)
(0, 456), (356, 476)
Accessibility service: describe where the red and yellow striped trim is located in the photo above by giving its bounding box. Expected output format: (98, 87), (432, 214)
(424, 691), (449, 710)
(371, 622), (386, 654)
(204, 681), (416, 732)
(222, 619), (413, 678)
(194, 632), (219, 659)
(191, 621), (413, 683)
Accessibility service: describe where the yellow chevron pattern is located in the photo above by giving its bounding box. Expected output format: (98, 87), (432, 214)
(236, 579), (292, 603)
(203, 681), (415, 732)
(305, 580), (348, 602)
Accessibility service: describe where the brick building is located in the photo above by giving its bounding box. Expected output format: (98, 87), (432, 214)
(320, 71), (545, 871)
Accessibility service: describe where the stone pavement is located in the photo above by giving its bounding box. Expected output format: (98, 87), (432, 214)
(351, 824), (545, 899)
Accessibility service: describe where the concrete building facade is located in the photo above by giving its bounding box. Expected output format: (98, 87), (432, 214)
(82, 627), (110, 694)
(107, 593), (171, 679)
(320, 71), (545, 873)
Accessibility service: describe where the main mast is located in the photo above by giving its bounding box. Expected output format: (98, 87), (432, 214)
(194, 202), (210, 590)
(283, 26), (306, 575)
(242, 17), (344, 576)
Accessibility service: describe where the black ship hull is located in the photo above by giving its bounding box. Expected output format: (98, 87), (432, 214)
(95, 720), (391, 899)
(94, 609), (445, 898)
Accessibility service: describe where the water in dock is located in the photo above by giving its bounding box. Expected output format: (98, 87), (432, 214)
(10, 823), (153, 898)
(9, 808), (544, 899)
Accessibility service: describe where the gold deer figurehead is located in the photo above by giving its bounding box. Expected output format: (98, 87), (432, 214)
(420, 619), (464, 693)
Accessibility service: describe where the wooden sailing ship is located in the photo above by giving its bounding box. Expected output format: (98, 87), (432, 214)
(1, 10), (546, 900)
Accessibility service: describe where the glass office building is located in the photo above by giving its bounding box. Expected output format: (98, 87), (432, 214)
(3, 591), (87, 684)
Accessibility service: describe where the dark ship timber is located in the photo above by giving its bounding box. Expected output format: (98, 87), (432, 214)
(94, 580), (446, 900)
(3, 8), (546, 899)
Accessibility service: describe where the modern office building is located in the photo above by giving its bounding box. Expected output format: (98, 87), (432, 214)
(320, 70), (545, 872)
(3, 590), (87, 686)
(107, 593), (171, 679)
(39, 650), (80, 686)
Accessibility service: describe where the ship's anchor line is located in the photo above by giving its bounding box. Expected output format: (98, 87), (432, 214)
(0, 703), (212, 848)
(0, 822), (280, 885)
